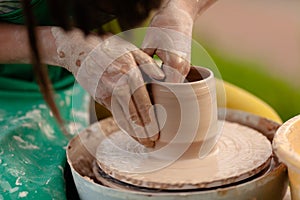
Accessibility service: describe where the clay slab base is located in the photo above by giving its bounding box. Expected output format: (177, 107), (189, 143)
(96, 121), (272, 190)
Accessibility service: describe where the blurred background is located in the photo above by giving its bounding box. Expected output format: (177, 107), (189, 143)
(193, 0), (300, 121)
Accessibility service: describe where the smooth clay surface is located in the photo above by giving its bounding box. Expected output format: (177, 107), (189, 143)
(149, 66), (219, 159)
(96, 121), (273, 190)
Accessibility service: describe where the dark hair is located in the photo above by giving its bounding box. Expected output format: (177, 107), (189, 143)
(20, 0), (161, 133)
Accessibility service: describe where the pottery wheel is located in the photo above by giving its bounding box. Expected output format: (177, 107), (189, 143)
(96, 121), (272, 190)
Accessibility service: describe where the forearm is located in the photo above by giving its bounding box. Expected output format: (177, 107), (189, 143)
(0, 23), (104, 77)
(165, 0), (217, 20)
(0, 23), (57, 65)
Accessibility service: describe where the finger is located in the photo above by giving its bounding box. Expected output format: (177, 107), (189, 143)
(132, 86), (160, 142)
(156, 49), (190, 83)
(113, 84), (155, 148)
(96, 64), (153, 147)
(97, 61), (146, 142)
(128, 96), (157, 147)
(97, 53), (159, 146)
(94, 79), (113, 109)
(115, 99), (154, 148)
(127, 68), (160, 142)
(132, 50), (165, 80)
(110, 91), (135, 137)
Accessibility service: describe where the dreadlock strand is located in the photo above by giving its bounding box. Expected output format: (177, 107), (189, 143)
(21, 0), (67, 134)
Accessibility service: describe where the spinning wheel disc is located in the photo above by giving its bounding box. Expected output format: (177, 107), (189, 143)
(96, 121), (272, 190)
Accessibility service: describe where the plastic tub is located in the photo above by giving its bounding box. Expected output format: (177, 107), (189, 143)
(273, 115), (300, 200)
(67, 109), (288, 200)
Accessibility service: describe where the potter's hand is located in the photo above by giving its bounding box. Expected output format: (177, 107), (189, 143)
(51, 28), (164, 147)
(142, 0), (217, 83)
(142, 1), (192, 83)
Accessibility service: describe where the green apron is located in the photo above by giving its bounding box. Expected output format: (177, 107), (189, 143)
(0, 0), (89, 199)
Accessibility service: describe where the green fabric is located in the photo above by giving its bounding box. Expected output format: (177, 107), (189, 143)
(0, 64), (75, 91)
(0, 0), (22, 14)
(0, 0), (88, 199)
(0, 83), (90, 200)
(0, 0), (124, 198)
(0, 0), (52, 25)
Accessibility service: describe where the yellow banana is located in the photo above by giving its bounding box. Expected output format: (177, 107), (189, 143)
(217, 80), (282, 123)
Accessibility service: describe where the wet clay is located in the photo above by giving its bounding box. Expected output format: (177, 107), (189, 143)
(149, 66), (219, 159)
(96, 121), (272, 190)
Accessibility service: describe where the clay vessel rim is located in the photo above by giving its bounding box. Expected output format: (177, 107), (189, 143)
(150, 66), (214, 86)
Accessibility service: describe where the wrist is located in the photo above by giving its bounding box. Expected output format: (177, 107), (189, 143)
(156, 1), (194, 36)
(36, 26), (61, 66)
(166, 0), (216, 20)
(165, 0), (197, 20)
(48, 27), (101, 75)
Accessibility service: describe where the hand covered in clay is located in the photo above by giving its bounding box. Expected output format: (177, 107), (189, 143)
(142, 0), (217, 83)
(51, 27), (165, 147)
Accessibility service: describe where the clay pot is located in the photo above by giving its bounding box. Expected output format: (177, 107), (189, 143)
(149, 66), (219, 159)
